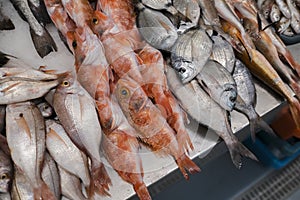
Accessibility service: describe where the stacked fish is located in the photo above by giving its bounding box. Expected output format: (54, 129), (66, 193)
(1, 0), (300, 200)
(258, 0), (300, 36)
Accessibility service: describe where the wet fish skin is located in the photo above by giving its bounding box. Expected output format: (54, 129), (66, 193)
(0, 192), (11, 200)
(10, 0), (57, 58)
(173, 0), (200, 25)
(37, 101), (53, 118)
(260, 0), (275, 19)
(141, 0), (177, 14)
(41, 152), (61, 199)
(11, 167), (34, 200)
(0, 149), (13, 193)
(270, 4), (281, 22)
(197, 60), (237, 111)
(136, 3), (178, 50)
(275, 0), (291, 19)
(45, 119), (91, 189)
(0, 7), (15, 30)
(171, 29), (213, 83)
(286, 0), (300, 34)
(0, 79), (61, 105)
(210, 35), (236, 73)
(277, 16), (291, 35)
(6, 101), (56, 200)
(0, 67), (61, 81)
(243, 17), (300, 98)
(233, 59), (275, 140)
(115, 77), (200, 180)
(28, 0), (52, 24)
(166, 66), (257, 168)
(58, 165), (88, 200)
(53, 73), (111, 196)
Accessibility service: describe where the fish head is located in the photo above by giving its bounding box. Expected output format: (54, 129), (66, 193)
(90, 10), (114, 36)
(37, 102), (53, 118)
(219, 84), (237, 111)
(0, 151), (12, 193)
(67, 26), (105, 68)
(172, 57), (197, 84)
(243, 18), (258, 36)
(55, 72), (79, 95)
(115, 77), (147, 113)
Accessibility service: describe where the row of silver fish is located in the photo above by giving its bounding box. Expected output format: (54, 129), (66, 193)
(0, 65), (116, 199)
(258, 0), (300, 36)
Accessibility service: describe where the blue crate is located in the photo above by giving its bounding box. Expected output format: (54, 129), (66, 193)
(244, 133), (300, 169)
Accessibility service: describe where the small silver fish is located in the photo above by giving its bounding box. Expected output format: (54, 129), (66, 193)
(275, 0), (291, 19)
(6, 102), (56, 200)
(277, 16), (291, 33)
(210, 35), (236, 73)
(10, 0), (57, 58)
(58, 166), (88, 200)
(0, 67), (61, 81)
(137, 3), (178, 50)
(171, 29), (213, 83)
(37, 101), (53, 118)
(166, 66), (257, 168)
(0, 79), (61, 105)
(233, 59), (275, 140)
(141, 0), (177, 14)
(53, 73), (111, 196)
(41, 152), (61, 199)
(197, 60), (237, 111)
(282, 26), (294, 36)
(45, 119), (91, 189)
(11, 167), (34, 200)
(286, 0), (300, 34)
(260, 0), (275, 19)
(270, 4), (281, 22)
(173, 0), (200, 25)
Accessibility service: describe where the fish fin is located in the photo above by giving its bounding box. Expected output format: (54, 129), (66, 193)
(29, 27), (57, 58)
(33, 181), (56, 200)
(16, 115), (31, 139)
(288, 97), (300, 129)
(47, 128), (68, 147)
(249, 113), (276, 141)
(176, 154), (200, 180)
(0, 17), (15, 30)
(133, 182), (152, 200)
(90, 161), (112, 196)
(226, 135), (258, 169)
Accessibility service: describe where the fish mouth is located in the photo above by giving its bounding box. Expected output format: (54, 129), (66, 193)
(221, 85), (237, 111)
(172, 59), (197, 84)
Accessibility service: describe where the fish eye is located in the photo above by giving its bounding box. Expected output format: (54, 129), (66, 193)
(0, 173), (8, 180)
(62, 81), (70, 87)
(92, 18), (99, 25)
(44, 105), (49, 110)
(178, 68), (186, 73)
(72, 40), (77, 49)
(120, 87), (130, 97)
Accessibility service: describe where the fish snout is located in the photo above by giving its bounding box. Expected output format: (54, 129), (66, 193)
(221, 85), (237, 111)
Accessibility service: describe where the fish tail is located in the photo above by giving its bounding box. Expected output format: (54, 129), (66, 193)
(226, 135), (258, 169)
(176, 154), (200, 180)
(29, 26), (57, 58)
(249, 113), (276, 141)
(288, 97), (300, 129)
(133, 182), (152, 200)
(33, 181), (56, 200)
(90, 161), (112, 196)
